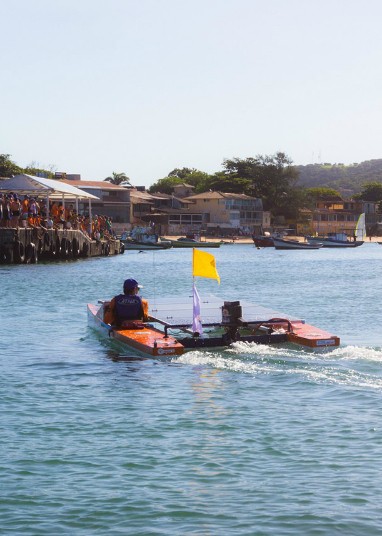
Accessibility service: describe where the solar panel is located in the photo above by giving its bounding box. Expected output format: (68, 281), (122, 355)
(149, 294), (303, 327)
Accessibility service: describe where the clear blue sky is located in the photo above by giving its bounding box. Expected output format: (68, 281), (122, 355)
(2, 0), (382, 187)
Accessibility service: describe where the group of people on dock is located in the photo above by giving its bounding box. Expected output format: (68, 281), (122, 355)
(0, 192), (115, 241)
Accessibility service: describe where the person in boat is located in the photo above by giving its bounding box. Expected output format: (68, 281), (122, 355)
(104, 278), (149, 327)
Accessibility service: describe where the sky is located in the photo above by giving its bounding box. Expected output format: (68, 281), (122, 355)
(2, 0), (382, 188)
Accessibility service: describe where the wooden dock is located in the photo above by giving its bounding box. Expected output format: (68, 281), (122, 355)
(0, 227), (124, 264)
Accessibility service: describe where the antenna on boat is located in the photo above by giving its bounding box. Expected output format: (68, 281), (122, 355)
(152, 249), (157, 306)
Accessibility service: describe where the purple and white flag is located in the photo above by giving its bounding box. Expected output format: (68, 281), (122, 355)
(192, 283), (203, 335)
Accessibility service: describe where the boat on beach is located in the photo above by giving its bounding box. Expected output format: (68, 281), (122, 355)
(272, 237), (323, 250)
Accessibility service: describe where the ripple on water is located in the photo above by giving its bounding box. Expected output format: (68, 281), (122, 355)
(2, 246), (382, 534)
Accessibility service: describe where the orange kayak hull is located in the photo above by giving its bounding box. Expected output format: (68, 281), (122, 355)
(87, 303), (184, 357)
(288, 322), (340, 349)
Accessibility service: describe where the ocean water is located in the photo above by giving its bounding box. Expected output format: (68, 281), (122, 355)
(1, 243), (382, 535)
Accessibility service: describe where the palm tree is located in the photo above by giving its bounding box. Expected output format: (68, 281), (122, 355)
(104, 172), (131, 186)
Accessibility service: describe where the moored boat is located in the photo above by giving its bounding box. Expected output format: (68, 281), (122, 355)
(252, 235), (274, 247)
(306, 213), (366, 248)
(120, 227), (172, 250)
(273, 237), (323, 250)
(168, 237), (220, 248)
(306, 234), (364, 248)
(121, 239), (172, 250)
(252, 229), (296, 248)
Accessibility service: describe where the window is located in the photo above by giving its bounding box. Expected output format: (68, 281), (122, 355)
(168, 214), (203, 225)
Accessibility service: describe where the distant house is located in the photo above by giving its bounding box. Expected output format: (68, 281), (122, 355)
(60, 179), (269, 236)
(298, 195), (378, 236)
(62, 180), (131, 223)
(132, 191), (201, 234)
(129, 190), (156, 223)
(172, 183), (195, 198)
(137, 190), (268, 236)
(182, 191), (269, 235)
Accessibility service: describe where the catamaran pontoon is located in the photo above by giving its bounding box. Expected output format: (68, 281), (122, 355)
(88, 295), (340, 357)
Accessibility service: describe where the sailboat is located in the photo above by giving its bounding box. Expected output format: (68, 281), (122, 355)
(306, 213), (366, 248)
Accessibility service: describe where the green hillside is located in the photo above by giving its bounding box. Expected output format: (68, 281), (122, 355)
(296, 159), (382, 195)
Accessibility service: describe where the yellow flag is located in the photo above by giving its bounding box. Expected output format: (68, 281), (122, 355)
(192, 248), (220, 283)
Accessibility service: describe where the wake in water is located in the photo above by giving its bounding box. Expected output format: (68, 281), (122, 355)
(173, 342), (382, 390)
(329, 344), (382, 362)
(88, 320), (382, 390)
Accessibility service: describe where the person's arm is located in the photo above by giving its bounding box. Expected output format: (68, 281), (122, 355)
(141, 298), (149, 322)
(104, 298), (116, 325)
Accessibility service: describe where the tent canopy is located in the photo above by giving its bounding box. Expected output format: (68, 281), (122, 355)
(0, 174), (99, 200)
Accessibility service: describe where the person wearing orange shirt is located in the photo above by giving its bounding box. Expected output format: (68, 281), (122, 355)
(51, 202), (60, 222)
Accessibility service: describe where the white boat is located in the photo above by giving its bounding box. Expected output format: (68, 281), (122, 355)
(273, 238), (323, 250)
(306, 213), (366, 248)
(120, 227), (172, 250)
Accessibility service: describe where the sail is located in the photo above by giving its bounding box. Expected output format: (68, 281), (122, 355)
(355, 213), (366, 240)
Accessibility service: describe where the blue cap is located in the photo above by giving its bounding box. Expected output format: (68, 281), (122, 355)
(123, 278), (140, 292)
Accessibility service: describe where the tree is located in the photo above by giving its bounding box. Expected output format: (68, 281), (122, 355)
(297, 159), (382, 193)
(305, 187), (341, 197)
(0, 154), (22, 177)
(304, 187), (342, 206)
(149, 169), (214, 194)
(356, 182), (382, 202)
(24, 161), (55, 178)
(204, 172), (252, 194)
(219, 152), (300, 218)
(104, 172), (131, 186)
(180, 170), (213, 193)
(167, 167), (196, 179)
(148, 176), (184, 194)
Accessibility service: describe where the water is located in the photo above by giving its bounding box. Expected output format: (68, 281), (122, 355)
(1, 244), (382, 535)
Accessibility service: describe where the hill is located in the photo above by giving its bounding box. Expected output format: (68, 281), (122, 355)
(296, 159), (382, 195)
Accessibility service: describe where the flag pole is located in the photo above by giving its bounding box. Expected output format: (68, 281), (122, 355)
(192, 248), (203, 336)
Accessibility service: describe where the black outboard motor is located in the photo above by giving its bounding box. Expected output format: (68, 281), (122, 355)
(221, 301), (243, 343)
(222, 301), (243, 325)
